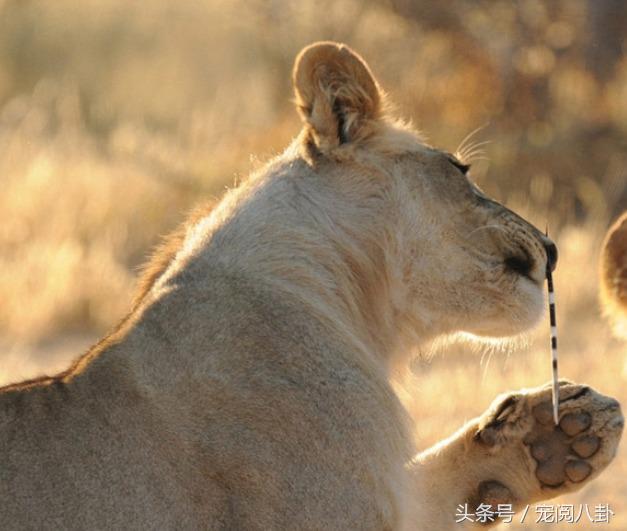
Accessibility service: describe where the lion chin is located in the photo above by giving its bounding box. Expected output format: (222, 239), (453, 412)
(0, 42), (622, 531)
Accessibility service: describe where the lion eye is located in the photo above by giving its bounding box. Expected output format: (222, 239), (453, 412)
(449, 158), (471, 174)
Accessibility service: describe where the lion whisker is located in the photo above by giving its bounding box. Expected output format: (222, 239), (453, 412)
(458, 141), (492, 164)
(457, 141), (492, 162)
(455, 124), (489, 159)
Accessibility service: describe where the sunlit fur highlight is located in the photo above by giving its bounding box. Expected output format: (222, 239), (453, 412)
(601, 211), (627, 339)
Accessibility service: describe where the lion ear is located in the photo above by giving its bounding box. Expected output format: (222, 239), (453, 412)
(293, 42), (382, 153)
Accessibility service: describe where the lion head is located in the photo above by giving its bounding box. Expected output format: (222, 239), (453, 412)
(600, 212), (627, 339)
(290, 42), (556, 344)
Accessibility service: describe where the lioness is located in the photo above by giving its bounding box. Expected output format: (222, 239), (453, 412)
(601, 211), (627, 339)
(0, 42), (623, 530)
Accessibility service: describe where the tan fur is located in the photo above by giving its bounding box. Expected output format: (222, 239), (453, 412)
(0, 42), (622, 530)
(601, 211), (627, 338)
(132, 201), (217, 309)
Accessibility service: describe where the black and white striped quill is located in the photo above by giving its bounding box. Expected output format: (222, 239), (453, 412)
(546, 229), (559, 425)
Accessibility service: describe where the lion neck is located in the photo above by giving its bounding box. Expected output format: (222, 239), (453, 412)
(0, 149), (438, 412)
(153, 150), (433, 372)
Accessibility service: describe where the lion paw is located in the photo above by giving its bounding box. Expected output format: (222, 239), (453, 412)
(472, 381), (623, 507)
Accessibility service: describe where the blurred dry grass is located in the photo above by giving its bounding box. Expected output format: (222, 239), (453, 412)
(0, 0), (626, 528)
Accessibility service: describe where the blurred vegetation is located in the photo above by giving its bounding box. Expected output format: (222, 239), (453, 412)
(0, 0), (626, 341)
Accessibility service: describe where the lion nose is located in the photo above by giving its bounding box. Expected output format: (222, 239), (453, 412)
(544, 241), (558, 272)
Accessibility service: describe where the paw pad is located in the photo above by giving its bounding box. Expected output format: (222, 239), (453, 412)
(560, 412), (592, 436)
(468, 480), (514, 525)
(527, 400), (613, 489)
(476, 385), (623, 495)
(532, 403), (555, 425)
(565, 460), (592, 483)
(535, 460), (565, 487)
(478, 480), (513, 506)
(571, 435), (599, 458)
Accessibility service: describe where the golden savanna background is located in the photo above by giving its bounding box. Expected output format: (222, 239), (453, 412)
(0, 0), (626, 528)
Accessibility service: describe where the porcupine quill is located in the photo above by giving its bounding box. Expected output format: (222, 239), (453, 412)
(546, 227), (559, 425)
